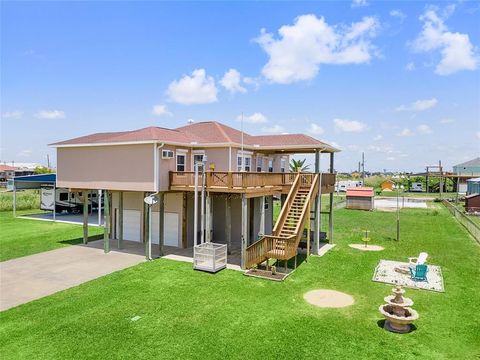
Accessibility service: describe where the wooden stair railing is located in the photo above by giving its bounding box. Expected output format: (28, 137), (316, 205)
(245, 173), (319, 269)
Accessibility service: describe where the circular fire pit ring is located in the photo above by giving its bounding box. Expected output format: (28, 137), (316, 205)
(304, 289), (354, 308)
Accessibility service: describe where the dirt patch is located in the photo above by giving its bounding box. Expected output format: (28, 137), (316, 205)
(244, 269), (289, 281)
(304, 289), (354, 308)
(349, 244), (384, 251)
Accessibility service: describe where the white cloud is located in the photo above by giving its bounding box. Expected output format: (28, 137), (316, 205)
(220, 69), (247, 93)
(373, 134), (383, 141)
(333, 118), (367, 133)
(1, 110), (23, 119)
(261, 124), (286, 134)
(307, 123), (324, 135)
(152, 104), (172, 117)
(417, 124), (432, 134)
(440, 118), (455, 124)
(406, 62), (415, 71)
(398, 128), (414, 136)
(35, 110), (65, 119)
(390, 9), (407, 22)
(351, 0), (369, 8)
(166, 69), (218, 105)
(395, 98), (438, 112)
(476, 131), (480, 140)
(412, 7), (478, 75)
(254, 14), (379, 84)
(237, 112), (268, 124)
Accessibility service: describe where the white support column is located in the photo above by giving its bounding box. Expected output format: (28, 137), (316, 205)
(259, 196), (265, 237)
(159, 192), (165, 256)
(314, 150), (321, 254)
(205, 194), (212, 242)
(13, 183), (16, 218)
(241, 194), (248, 269)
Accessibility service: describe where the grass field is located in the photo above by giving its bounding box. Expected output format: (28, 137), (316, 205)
(1, 204), (478, 359)
(0, 211), (104, 261)
(0, 190), (40, 211)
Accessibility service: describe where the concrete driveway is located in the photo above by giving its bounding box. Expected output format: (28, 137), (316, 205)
(0, 242), (145, 311)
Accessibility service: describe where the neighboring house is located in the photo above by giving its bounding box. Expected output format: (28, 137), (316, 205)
(0, 165), (16, 181)
(346, 187), (374, 211)
(51, 121), (339, 269)
(453, 157), (480, 193)
(0, 164), (36, 182)
(466, 177), (480, 195)
(380, 180), (394, 192)
(465, 193), (480, 214)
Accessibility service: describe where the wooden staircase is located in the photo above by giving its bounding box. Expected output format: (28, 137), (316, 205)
(245, 173), (319, 269)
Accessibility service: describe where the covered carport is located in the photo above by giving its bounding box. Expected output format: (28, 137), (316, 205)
(12, 173), (102, 226)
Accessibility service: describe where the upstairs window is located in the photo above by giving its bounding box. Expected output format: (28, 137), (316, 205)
(268, 159), (274, 173)
(176, 153), (186, 172)
(280, 158), (286, 173)
(237, 154), (251, 172)
(256, 156), (263, 172)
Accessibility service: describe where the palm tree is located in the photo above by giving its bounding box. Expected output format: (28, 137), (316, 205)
(290, 158), (310, 172)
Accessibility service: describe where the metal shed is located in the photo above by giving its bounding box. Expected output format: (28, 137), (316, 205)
(466, 177), (480, 195)
(346, 187), (375, 211)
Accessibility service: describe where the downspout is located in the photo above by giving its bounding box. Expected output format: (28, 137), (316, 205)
(153, 142), (165, 192)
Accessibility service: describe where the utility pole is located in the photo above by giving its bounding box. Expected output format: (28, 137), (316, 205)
(361, 152), (365, 186)
(47, 154), (50, 169)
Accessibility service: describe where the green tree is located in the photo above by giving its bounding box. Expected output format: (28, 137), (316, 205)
(34, 166), (54, 174)
(289, 158), (310, 172)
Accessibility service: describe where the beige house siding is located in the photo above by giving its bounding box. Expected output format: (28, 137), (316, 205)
(57, 144), (155, 191)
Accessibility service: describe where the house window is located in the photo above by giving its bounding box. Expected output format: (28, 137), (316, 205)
(237, 154), (251, 172)
(281, 158), (287, 173)
(256, 156), (263, 172)
(268, 159), (274, 173)
(176, 153), (186, 172)
(192, 153), (204, 169)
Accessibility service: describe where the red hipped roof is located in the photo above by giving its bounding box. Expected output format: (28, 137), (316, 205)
(346, 187), (374, 197)
(50, 121), (339, 152)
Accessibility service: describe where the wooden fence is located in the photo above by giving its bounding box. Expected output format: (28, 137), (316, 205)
(443, 200), (480, 244)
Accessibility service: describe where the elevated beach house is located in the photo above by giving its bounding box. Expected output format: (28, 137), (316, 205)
(51, 121), (338, 269)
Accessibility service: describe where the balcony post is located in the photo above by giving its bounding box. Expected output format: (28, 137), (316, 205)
(314, 150), (321, 254)
(328, 153), (334, 243)
(225, 196), (232, 255)
(241, 194), (248, 269)
(259, 196), (265, 236)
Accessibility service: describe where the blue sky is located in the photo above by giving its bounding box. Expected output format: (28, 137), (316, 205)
(1, 1), (479, 172)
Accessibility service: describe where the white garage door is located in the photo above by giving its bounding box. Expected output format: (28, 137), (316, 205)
(123, 210), (141, 242)
(151, 212), (179, 247)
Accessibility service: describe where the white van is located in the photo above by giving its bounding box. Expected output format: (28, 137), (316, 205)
(410, 182), (423, 192)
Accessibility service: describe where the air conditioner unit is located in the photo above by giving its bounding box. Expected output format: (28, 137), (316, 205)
(162, 150), (174, 159)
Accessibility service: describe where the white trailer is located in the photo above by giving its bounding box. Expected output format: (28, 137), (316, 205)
(410, 182), (423, 192)
(41, 187), (100, 213)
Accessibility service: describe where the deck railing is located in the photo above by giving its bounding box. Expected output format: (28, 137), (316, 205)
(170, 171), (335, 192)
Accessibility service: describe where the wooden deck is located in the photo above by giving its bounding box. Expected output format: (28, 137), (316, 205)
(169, 171), (335, 196)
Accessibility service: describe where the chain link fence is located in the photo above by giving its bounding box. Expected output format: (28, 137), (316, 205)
(443, 200), (480, 244)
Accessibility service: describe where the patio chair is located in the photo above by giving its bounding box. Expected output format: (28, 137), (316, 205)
(410, 264), (428, 282)
(408, 252), (428, 268)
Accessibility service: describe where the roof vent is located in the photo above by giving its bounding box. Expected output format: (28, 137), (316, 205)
(187, 119), (195, 124)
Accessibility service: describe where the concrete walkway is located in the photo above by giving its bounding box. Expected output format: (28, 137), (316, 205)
(0, 243), (145, 311)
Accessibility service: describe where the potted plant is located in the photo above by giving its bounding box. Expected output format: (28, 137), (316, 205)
(271, 265), (276, 275)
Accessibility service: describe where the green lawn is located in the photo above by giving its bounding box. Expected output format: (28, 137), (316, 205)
(0, 205), (479, 359)
(0, 211), (104, 261)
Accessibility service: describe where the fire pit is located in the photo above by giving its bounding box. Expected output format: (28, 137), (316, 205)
(379, 286), (418, 333)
